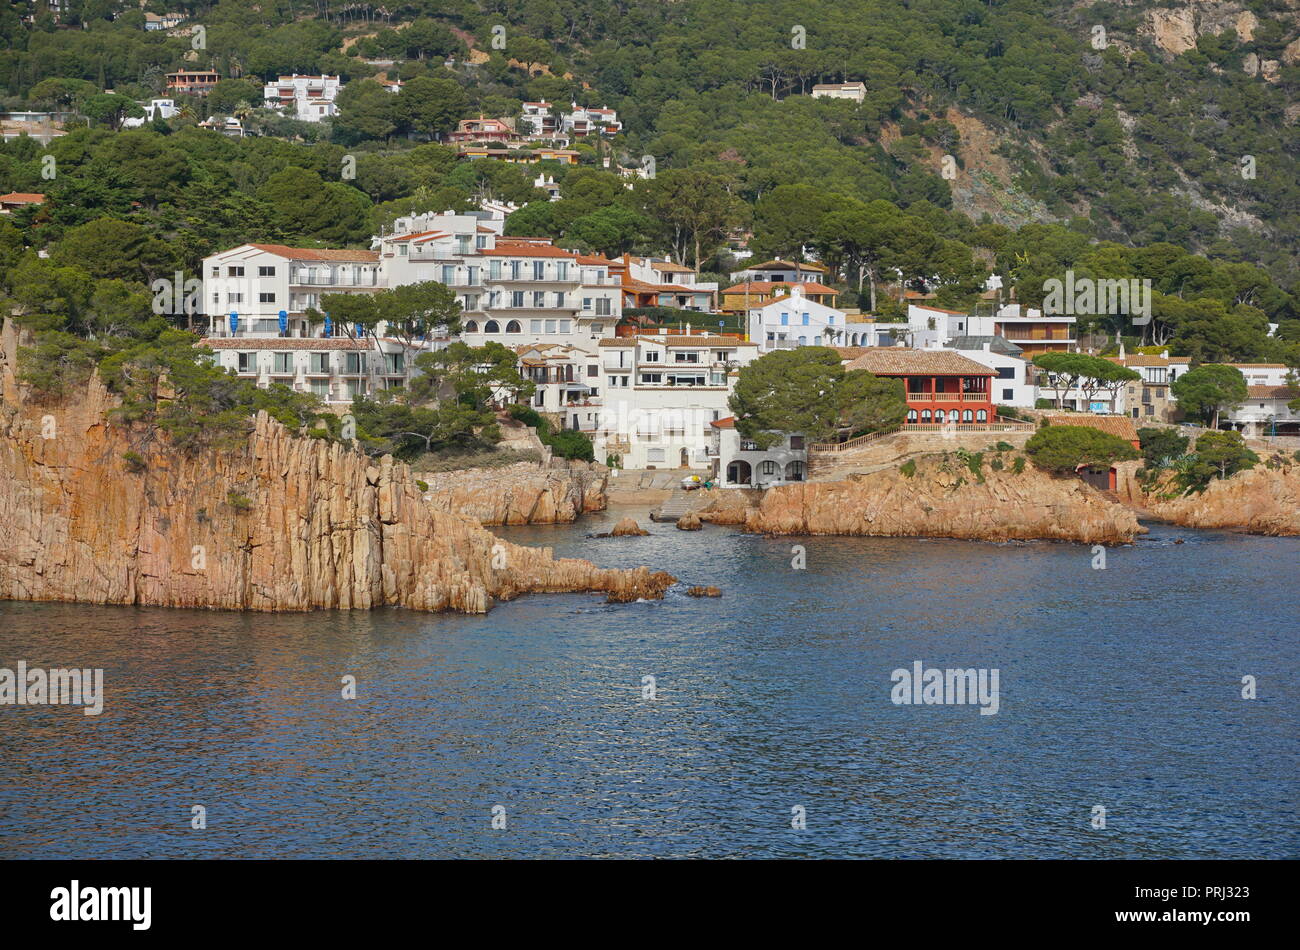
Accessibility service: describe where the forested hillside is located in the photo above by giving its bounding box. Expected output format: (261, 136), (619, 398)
(1, 0), (1297, 354)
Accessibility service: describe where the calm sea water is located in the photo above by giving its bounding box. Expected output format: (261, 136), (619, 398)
(1, 513), (1296, 859)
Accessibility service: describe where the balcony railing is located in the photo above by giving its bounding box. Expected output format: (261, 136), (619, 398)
(905, 392), (990, 402)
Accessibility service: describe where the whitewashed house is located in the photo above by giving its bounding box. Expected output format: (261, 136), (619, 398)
(593, 332), (759, 469)
(710, 417), (807, 488)
(263, 74), (342, 123)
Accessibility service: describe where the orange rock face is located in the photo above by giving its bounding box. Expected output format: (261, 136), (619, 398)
(417, 462), (607, 525)
(1145, 463), (1300, 536)
(739, 456), (1142, 542)
(0, 360), (672, 614)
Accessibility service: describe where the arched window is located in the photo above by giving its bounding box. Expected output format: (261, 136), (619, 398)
(505, 320), (521, 333)
(921, 409), (932, 423)
(484, 320), (500, 334)
(759, 460), (779, 476)
(962, 409), (973, 422)
(935, 409), (945, 424)
(907, 409), (917, 424)
(785, 460), (805, 481)
(464, 320), (478, 333)
(976, 409), (987, 422)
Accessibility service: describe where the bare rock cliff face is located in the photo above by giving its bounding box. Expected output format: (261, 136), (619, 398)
(1144, 464), (1300, 536)
(416, 462), (606, 525)
(736, 457), (1142, 542)
(0, 369), (671, 614)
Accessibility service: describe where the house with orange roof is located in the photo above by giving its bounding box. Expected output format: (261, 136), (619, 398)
(720, 281), (838, 313)
(843, 348), (998, 429)
(0, 192), (45, 214)
(446, 116), (521, 145)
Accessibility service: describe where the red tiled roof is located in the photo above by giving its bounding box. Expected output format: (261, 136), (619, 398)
(0, 192), (45, 203)
(1044, 414), (1140, 444)
(480, 245), (579, 258)
(723, 281), (837, 295)
(910, 304), (967, 316)
(246, 243), (379, 262)
(1247, 385), (1295, 399)
(710, 416), (736, 429)
(845, 348), (994, 376)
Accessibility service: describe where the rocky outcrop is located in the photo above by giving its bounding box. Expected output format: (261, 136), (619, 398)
(1143, 463), (1300, 536)
(0, 343), (672, 614)
(686, 586), (722, 598)
(608, 517), (649, 537)
(737, 455), (1142, 542)
(675, 510), (702, 531)
(416, 462), (607, 525)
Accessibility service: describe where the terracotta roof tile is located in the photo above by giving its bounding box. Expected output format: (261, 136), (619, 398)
(845, 348), (995, 376)
(1044, 414), (1140, 443)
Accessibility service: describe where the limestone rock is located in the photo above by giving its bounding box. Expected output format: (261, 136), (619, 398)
(676, 510), (703, 531)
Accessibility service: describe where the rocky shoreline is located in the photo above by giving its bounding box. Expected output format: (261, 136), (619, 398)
(0, 338), (674, 613)
(698, 455), (1143, 543)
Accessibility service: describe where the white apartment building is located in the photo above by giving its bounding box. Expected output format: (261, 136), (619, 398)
(375, 212), (618, 350)
(199, 244), (407, 404)
(563, 104), (621, 136)
(593, 332), (760, 469)
(744, 291), (901, 352)
(263, 74), (342, 122)
(516, 343), (603, 432)
(810, 82), (866, 103)
(710, 417), (808, 488)
(947, 336), (1036, 408)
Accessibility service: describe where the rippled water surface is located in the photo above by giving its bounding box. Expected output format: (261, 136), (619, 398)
(1, 512), (1297, 858)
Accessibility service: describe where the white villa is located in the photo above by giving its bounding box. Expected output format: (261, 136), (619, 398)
(710, 417), (808, 488)
(592, 332), (759, 469)
(263, 74), (343, 123)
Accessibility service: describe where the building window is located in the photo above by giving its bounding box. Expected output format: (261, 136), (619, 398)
(272, 352), (293, 374)
(530, 320), (542, 333)
(1002, 388), (1014, 400)
(310, 353), (330, 374)
(587, 364), (598, 377)
(759, 460), (778, 476)
(545, 319), (557, 333)
(259, 292), (275, 303)
(907, 409), (918, 423)
(505, 320), (521, 333)
(976, 410), (987, 422)
(533, 261), (545, 280)
(802, 313), (809, 325)
(962, 410), (973, 422)
(237, 352), (256, 373)
(484, 320), (500, 333)
(258, 266), (275, 277)
(228, 266), (244, 277)
(935, 409), (945, 424)
(997, 367), (1015, 379)
(789, 436), (805, 450)
(464, 320), (478, 333)
(511, 292), (524, 308)
(780, 313), (788, 325)
(921, 409), (931, 423)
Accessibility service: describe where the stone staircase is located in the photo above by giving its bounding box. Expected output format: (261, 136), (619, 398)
(651, 489), (703, 522)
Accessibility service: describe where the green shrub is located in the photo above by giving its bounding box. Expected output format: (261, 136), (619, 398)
(121, 451), (146, 473)
(990, 456), (1004, 471)
(900, 458), (917, 478)
(227, 490), (253, 512)
(544, 428), (595, 462)
(415, 479), (429, 492)
(1011, 456), (1026, 474)
(1025, 425), (1139, 475)
(994, 441), (1015, 452)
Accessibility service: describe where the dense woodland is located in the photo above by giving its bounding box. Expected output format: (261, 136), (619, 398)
(1, 0), (1298, 453)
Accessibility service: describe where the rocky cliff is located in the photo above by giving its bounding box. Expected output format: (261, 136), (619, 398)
(719, 455), (1142, 543)
(0, 331), (671, 613)
(416, 462), (606, 525)
(1142, 463), (1300, 536)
